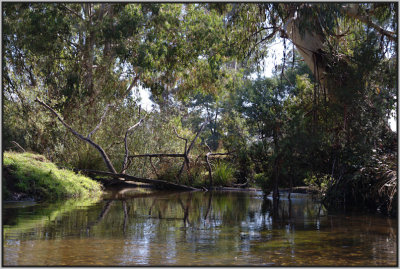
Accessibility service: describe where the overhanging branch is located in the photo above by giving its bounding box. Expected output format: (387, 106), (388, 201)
(343, 4), (396, 42)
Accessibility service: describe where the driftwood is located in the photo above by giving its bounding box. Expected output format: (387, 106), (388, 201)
(78, 169), (199, 191)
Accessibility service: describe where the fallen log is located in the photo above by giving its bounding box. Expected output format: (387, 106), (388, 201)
(77, 169), (199, 191)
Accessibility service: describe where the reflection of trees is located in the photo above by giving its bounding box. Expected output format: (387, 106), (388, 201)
(178, 192), (192, 226)
(4, 190), (397, 266)
(4, 190), (254, 241)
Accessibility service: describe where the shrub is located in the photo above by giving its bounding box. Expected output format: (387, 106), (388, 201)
(213, 161), (235, 186)
(304, 173), (332, 194)
(254, 172), (272, 194)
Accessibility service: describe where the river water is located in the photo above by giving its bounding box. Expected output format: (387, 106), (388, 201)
(3, 188), (397, 266)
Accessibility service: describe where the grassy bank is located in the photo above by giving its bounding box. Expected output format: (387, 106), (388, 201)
(3, 151), (103, 201)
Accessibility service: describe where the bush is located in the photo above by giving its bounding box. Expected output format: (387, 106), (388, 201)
(3, 151), (103, 200)
(157, 161), (181, 182)
(254, 172), (272, 194)
(213, 162), (235, 186)
(304, 173), (332, 194)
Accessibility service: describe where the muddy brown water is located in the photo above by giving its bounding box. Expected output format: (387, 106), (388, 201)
(3, 188), (397, 266)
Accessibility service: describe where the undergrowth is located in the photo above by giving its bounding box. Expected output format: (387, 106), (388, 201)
(213, 161), (235, 186)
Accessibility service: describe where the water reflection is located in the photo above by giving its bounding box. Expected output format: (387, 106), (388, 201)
(3, 189), (397, 266)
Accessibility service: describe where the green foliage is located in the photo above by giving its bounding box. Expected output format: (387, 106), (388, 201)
(303, 173), (332, 194)
(213, 161), (235, 186)
(323, 152), (397, 215)
(3, 151), (103, 200)
(1, 3), (397, 215)
(157, 163), (181, 182)
(254, 173), (272, 193)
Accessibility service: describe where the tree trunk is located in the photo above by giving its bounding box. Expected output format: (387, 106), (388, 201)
(79, 169), (199, 191)
(285, 14), (327, 88)
(35, 98), (117, 174)
(205, 153), (213, 187)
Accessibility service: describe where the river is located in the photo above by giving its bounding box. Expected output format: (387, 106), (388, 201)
(3, 188), (397, 266)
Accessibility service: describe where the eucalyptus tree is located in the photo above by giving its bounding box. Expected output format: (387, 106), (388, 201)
(3, 3), (239, 172)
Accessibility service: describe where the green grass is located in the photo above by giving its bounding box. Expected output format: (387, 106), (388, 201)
(3, 151), (103, 200)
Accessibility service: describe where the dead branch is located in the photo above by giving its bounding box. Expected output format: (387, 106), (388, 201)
(186, 120), (208, 155)
(209, 152), (234, 157)
(87, 104), (112, 139)
(204, 143), (213, 187)
(129, 153), (185, 158)
(149, 157), (160, 178)
(35, 98), (117, 174)
(231, 178), (248, 188)
(178, 120), (208, 180)
(121, 118), (144, 174)
(174, 127), (188, 153)
(11, 141), (25, 152)
(174, 127), (190, 181)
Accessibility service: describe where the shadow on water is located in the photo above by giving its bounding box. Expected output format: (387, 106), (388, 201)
(3, 188), (397, 266)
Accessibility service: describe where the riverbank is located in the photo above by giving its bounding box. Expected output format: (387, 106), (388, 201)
(3, 151), (103, 201)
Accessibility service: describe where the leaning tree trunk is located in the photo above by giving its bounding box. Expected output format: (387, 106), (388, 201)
(35, 98), (118, 174)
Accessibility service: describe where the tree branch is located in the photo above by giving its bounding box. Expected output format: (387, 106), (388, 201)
(129, 153), (185, 158)
(149, 157), (160, 179)
(177, 120), (209, 180)
(87, 104), (112, 139)
(11, 141), (25, 152)
(123, 75), (140, 98)
(209, 152), (234, 157)
(204, 142), (213, 187)
(121, 118), (144, 174)
(343, 4), (396, 42)
(35, 98), (117, 174)
(174, 127), (188, 153)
